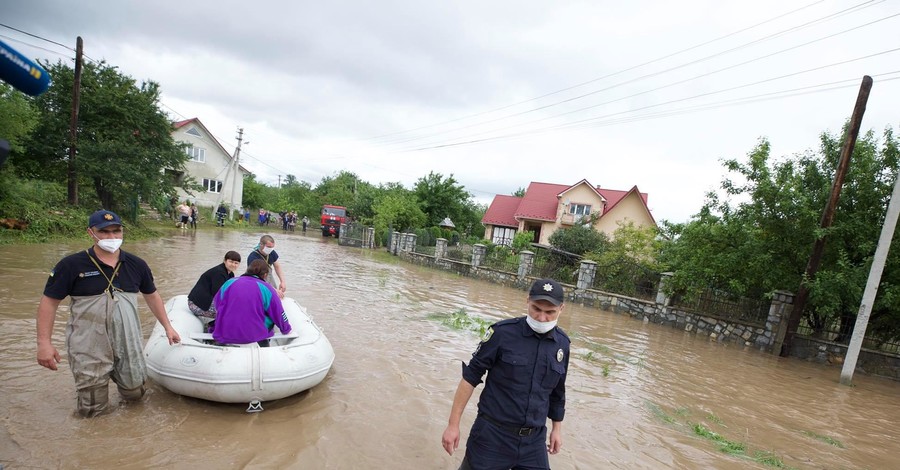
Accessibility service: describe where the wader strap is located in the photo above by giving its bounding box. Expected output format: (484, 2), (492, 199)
(85, 250), (123, 299)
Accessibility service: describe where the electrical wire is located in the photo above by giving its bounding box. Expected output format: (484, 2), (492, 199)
(362, 0), (879, 145)
(376, 8), (900, 149)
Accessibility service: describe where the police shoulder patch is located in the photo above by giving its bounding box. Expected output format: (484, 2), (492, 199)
(481, 326), (494, 343)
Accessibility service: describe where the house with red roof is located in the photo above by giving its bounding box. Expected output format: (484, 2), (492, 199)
(170, 118), (251, 214)
(481, 179), (656, 246)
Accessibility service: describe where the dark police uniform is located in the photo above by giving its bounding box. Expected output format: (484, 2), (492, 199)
(461, 316), (570, 469)
(44, 247), (156, 299)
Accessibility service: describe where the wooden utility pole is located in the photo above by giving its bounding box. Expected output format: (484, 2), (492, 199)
(67, 36), (83, 205)
(780, 75), (873, 357)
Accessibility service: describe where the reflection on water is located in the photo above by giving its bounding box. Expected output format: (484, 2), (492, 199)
(1, 228), (899, 469)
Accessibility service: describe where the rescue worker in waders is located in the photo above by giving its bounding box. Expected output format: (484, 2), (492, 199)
(36, 210), (180, 417)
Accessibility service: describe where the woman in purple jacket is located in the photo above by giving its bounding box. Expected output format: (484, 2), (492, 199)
(211, 259), (292, 347)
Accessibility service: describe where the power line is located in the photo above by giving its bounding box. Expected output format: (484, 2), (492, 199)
(393, 13), (900, 154)
(360, 0), (871, 145)
(404, 71), (900, 152)
(376, 4), (898, 149)
(0, 22), (72, 52)
(0, 33), (69, 58)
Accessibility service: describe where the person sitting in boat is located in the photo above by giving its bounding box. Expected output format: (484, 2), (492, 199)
(187, 250), (241, 332)
(211, 259), (292, 347)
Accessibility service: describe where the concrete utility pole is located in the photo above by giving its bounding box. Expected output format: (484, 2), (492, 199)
(841, 156), (899, 385)
(212, 127), (243, 220)
(229, 128), (244, 220)
(66, 36), (83, 205)
(780, 75), (873, 357)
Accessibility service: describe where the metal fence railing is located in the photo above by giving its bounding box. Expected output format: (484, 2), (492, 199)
(592, 260), (660, 302)
(797, 316), (900, 354)
(530, 246), (579, 284)
(672, 288), (769, 326)
(338, 224), (366, 247)
(414, 244), (436, 256)
(445, 244), (473, 262)
(482, 246), (519, 273)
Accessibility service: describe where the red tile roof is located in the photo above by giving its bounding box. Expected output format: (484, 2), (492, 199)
(481, 180), (653, 227)
(515, 182), (569, 221)
(482, 195), (521, 227)
(173, 118), (196, 129)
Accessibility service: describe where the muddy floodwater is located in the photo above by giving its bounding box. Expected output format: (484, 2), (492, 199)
(1, 228), (898, 469)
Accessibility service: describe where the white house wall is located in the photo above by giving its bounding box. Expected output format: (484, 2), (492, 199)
(171, 124), (247, 212)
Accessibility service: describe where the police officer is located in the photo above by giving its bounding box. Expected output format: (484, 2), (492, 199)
(442, 278), (570, 469)
(36, 210), (180, 417)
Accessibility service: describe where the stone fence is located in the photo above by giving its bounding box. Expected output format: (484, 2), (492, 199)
(379, 233), (900, 380)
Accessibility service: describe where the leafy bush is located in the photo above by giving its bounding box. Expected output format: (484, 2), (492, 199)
(512, 230), (535, 252)
(548, 224), (609, 255)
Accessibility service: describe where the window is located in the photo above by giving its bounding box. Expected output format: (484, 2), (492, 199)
(569, 203), (591, 222)
(203, 178), (223, 193)
(185, 126), (203, 137)
(186, 146), (206, 163)
(491, 226), (516, 247)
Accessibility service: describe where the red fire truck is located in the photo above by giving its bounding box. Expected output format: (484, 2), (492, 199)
(320, 205), (347, 237)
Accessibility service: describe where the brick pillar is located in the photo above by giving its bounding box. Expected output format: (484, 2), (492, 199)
(339, 223), (346, 239)
(436, 238), (447, 259)
(408, 233), (418, 252)
(577, 260), (597, 290)
(767, 290), (794, 354)
(518, 250), (534, 281)
(366, 227), (375, 248)
(656, 272), (673, 306)
(472, 244), (486, 267)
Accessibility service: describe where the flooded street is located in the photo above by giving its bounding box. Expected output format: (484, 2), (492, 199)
(2, 228), (899, 469)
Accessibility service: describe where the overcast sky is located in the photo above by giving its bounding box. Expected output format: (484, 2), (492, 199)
(3, 1), (899, 223)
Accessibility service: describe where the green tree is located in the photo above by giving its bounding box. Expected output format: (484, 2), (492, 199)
(661, 128), (900, 342)
(22, 60), (188, 214)
(372, 191), (427, 240)
(0, 83), (38, 154)
(315, 170), (359, 209)
(512, 187), (526, 197)
(413, 171), (472, 227)
(585, 222), (662, 297)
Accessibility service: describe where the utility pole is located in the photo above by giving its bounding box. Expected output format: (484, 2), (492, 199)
(66, 36), (83, 206)
(277, 174), (281, 188)
(229, 127), (244, 220)
(779, 76), (873, 357)
(842, 160), (900, 385)
(213, 127), (243, 221)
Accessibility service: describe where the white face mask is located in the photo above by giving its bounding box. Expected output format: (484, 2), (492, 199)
(96, 238), (123, 253)
(262, 246), (275, 255)
(91, 230), (123, 253)
(526, 315), (557, 334)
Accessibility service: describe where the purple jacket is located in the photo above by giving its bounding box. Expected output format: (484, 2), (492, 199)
(211, 274), (291, 344)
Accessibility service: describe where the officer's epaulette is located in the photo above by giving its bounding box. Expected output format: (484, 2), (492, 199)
(554, 326), (571, 341)
(491, 317), (520, 329)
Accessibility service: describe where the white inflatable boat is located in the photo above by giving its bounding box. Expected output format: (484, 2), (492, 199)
(144, 295), (334, 409)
